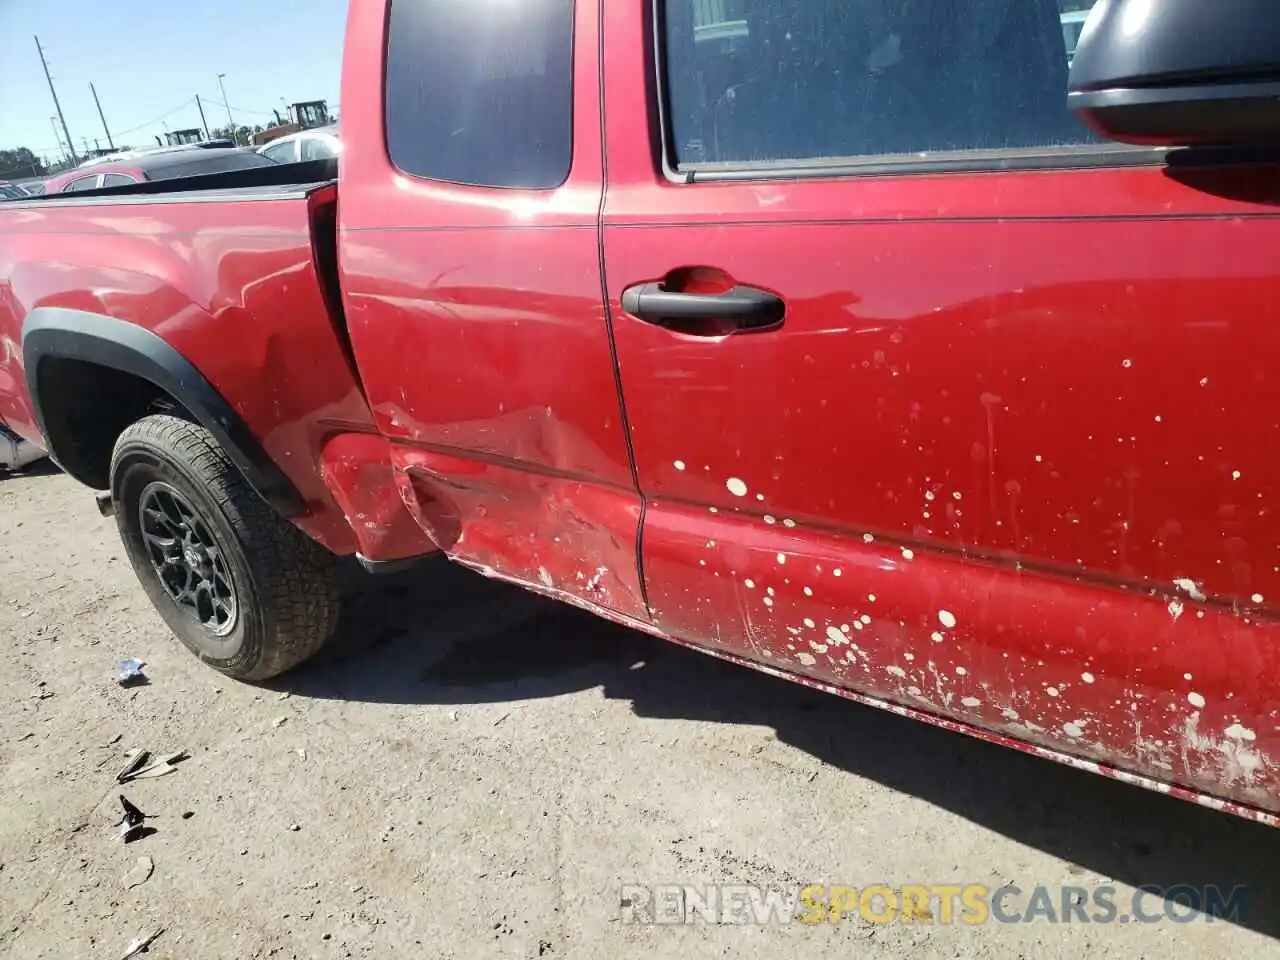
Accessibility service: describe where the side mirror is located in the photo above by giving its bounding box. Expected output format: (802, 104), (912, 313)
(1067, 0), (1280, 147)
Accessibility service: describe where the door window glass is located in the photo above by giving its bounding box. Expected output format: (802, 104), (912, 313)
(662, 0), (1104, 168)
(385, 0), (574, 189)
(301, 137), (336, 161)
(261, 141), (296, 163)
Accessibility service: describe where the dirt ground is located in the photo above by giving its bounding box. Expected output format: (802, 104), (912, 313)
(3, 465), (1280, 959)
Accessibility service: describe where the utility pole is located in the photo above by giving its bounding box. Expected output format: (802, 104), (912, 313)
(89, 82), (115, 150)
(216, 73), (235, 142)
(195, 95), (211, 139)
(49, 116), (67, 163)
(35, 36), (76, 163)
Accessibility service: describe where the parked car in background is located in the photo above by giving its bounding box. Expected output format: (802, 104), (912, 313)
(42, 148), (281, 193)
(0, 182), (26, 201)
(256, 124), (342, 163)
(76, 140), (238, 170)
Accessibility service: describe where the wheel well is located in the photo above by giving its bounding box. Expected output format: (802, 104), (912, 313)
(35, 358), (188, 489)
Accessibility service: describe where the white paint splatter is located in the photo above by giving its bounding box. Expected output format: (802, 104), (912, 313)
(833, 567), (842, 577)
(763, 515), (777, 525)
(867, 594), (877, 602)
(862, 533), (875, 544)
(1081, 672), (1095, 684)
(1173, 578), (1207, 602)
(826, 626), (845, 645)
(803, 617), (816, 628)
(763, 596), (774, 607)
(840, 624), (851, 634)
(1047, 686), (1060, 697)
(1168, 598), (1184, 621)
(537, 567), (554, 588)
(954, 666), (967, 676)
(937, 609), (957, 629)
(901, 547), (915, 560)
(961, 696), (982, 708)
(1232, 470), (1242, 480)
(1063, 722), (1085, 738)
(1001, 707), (1020, 720)
(886, 666), (907, 678)
(776, 553), (787, 564)
(931, 631), (945, 643)
(673, 460), (686, 471)
(1225, 723), (1257, 742)
(1252, 593), (1264, 603)
(1188, 691), (1206, 709)
(797, 652), (816, 666)
(782, 518), (797, 528)
(803, 586), (813, 597)
(726, 477), (748, 497)
(756, 493), (765, 502)
(744, 579), (755, 589)
(1122, 358), (1132, 368)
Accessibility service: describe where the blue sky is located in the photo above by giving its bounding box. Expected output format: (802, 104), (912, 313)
(0, 0), (348, 163)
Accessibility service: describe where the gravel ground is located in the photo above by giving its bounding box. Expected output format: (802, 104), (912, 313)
(3, 464), (1280, 959)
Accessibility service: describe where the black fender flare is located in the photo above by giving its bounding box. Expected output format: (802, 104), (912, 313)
(22, 307), (306, 516)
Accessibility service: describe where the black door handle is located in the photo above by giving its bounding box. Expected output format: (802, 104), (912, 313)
(621, 282), (784, 333)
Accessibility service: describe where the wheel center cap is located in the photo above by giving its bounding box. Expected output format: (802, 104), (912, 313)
(183, 544), (203, 569)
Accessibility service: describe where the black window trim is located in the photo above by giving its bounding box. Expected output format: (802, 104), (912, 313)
(650, 0), (1170, 185)
(381, 0), (577, 192)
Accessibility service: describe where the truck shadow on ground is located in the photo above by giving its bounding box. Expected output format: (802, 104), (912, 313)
(278, 557), (1280, 940)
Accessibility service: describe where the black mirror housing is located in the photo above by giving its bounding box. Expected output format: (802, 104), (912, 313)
(1068, 0), (1280, 147)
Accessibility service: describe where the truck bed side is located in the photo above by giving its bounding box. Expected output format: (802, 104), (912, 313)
(0, 181), (376, 554)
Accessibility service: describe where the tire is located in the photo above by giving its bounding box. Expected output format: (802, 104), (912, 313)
(110, 414), (339, 681)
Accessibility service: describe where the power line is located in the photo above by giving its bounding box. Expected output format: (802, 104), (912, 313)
(111, 99), (198, 136)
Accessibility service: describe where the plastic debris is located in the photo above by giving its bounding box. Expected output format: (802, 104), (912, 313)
(117, 750), (150, 784)
(271, 716), (288, 728)
(123, 855), (154, 889)
(116, 795), (153, 844)
(117, 658), (148, 687)
(118, 927), (164, 959)
(116, 749), (188, 784)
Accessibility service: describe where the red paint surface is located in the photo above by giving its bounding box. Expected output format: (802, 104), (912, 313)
(0, 185), (374, 553)
(2, 0), (1280, 825)
(598, 2), (1280, 816)
(318, 432), (438, 562)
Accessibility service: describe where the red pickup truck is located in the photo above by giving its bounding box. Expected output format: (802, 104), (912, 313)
(2, 0), (1279, 825)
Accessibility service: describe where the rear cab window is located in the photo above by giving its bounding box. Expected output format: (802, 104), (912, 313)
(660, 0), (1112, 174)
(384, 0), (574, 189)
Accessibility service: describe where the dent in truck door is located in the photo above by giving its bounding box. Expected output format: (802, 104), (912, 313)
(335, 0), (649, 619)
(603, 0), (1280, 819)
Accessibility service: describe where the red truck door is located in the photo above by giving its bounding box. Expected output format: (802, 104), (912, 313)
(603, 0), (1280, 809)
(335, 0), (651, 620)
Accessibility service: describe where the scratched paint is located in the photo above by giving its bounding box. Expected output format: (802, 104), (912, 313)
(641, 499), (1280, 820)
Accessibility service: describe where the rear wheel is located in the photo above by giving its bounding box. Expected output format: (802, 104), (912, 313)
(111, 414), (339, 681)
